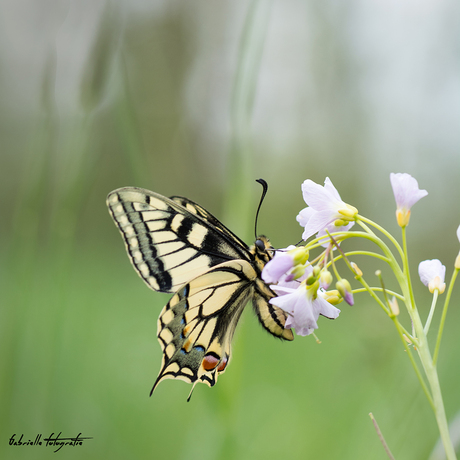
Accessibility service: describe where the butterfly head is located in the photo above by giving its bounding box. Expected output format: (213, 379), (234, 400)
(252, 235), (274, 272)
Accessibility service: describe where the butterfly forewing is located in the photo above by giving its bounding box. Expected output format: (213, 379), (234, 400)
(107, 187), (251, 293)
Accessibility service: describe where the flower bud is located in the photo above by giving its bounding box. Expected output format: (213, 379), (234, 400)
(320, 270), (333, 289)
(419, 259), (446, 294)
(389, 296), (400, 317)
(455, 253), (460, 270)
(306, 266), (320, 286)
(290, 264), (306, 280)
(351, 262), (362, 277)
(321, 289), (342, 305)
(290, 247), (309, 265)
(336, 279), (354, 306)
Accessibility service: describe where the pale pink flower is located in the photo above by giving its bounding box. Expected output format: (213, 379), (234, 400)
(270, 280), (340, 336)
(390, 173), (428, 227)
(297, 177), (357, 241)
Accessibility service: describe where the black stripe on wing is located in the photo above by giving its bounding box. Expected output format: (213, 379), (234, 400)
(170, 196), (250, 252)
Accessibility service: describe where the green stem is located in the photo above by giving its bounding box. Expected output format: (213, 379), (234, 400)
(339, 231), (405, 282)
(391, 316), (433, 410)
(357, 215), (404, 261)
(413, 313), (456, 459)
(353, 277), (413, 339)
(433, 268), (459, 365)
(352, 271), (391, 317)
(423, 291), (438, 336)
(401, 226), (416, 310)
(395, 227), (456, 457)
(343, 250), (390, 264)
(352, 287), (404, 302)
(355, 261), (432, 405)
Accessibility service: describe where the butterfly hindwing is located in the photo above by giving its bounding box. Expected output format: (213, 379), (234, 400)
(107, 187), (251, 293)
(152, 260), (256, 395)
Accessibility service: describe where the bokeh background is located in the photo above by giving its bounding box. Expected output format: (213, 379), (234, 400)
(1, 0), (459, 459)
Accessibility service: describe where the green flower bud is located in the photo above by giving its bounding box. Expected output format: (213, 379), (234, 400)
(290, 247), (309, 265)
(320, 270), (333, 289)
(336, 278), (354, 306)
(321, 289), (342, 305)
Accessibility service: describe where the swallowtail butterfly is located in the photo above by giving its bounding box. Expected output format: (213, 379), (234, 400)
(107, 185), (293, 399)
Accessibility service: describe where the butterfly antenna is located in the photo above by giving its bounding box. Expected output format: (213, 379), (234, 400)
(254, 178), (268, 239)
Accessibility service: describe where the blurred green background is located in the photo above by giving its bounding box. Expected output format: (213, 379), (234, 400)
(1, 1), (459, 459)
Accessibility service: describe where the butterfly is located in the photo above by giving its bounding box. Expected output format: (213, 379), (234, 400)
(106, 183), (293, 400)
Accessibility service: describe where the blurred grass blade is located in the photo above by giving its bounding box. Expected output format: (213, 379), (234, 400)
(80, 1), (120, 113)
(224, 0), (273, 241)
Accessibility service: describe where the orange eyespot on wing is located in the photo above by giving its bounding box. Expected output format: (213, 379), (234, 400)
(201, 354), (228, 373)
(202, 354), (220, 371)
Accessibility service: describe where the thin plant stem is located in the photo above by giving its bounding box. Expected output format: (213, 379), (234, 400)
(358, 215), (404, 261)
(416, 332), (456, 459)
(391, 315), (434, 410)
(424, 291), (439, 336)
(401, 226), (416, 310)
(369, 413), (395, 460)
(343, 250), (390, 263)
(433, 268), (459, 365)
(352, 269), (391, 316)
(352, 287), (405, 302)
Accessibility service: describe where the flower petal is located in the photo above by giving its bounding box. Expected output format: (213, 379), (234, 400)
(296, 206), (315, 228)
(323, 177), (342, 202)
(262, 252), (294, 284)
(314, 295), (341, 319)
(298, 178), (356, 241)
(270, 286), (302, 316)
(301, 179), (339, 211)
(301, 210), (336, 241)
(418, 259), (446, 286)
(390, 173), (428, 210)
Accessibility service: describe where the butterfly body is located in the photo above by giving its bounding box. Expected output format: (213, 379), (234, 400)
(107, 187), (293, 397)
